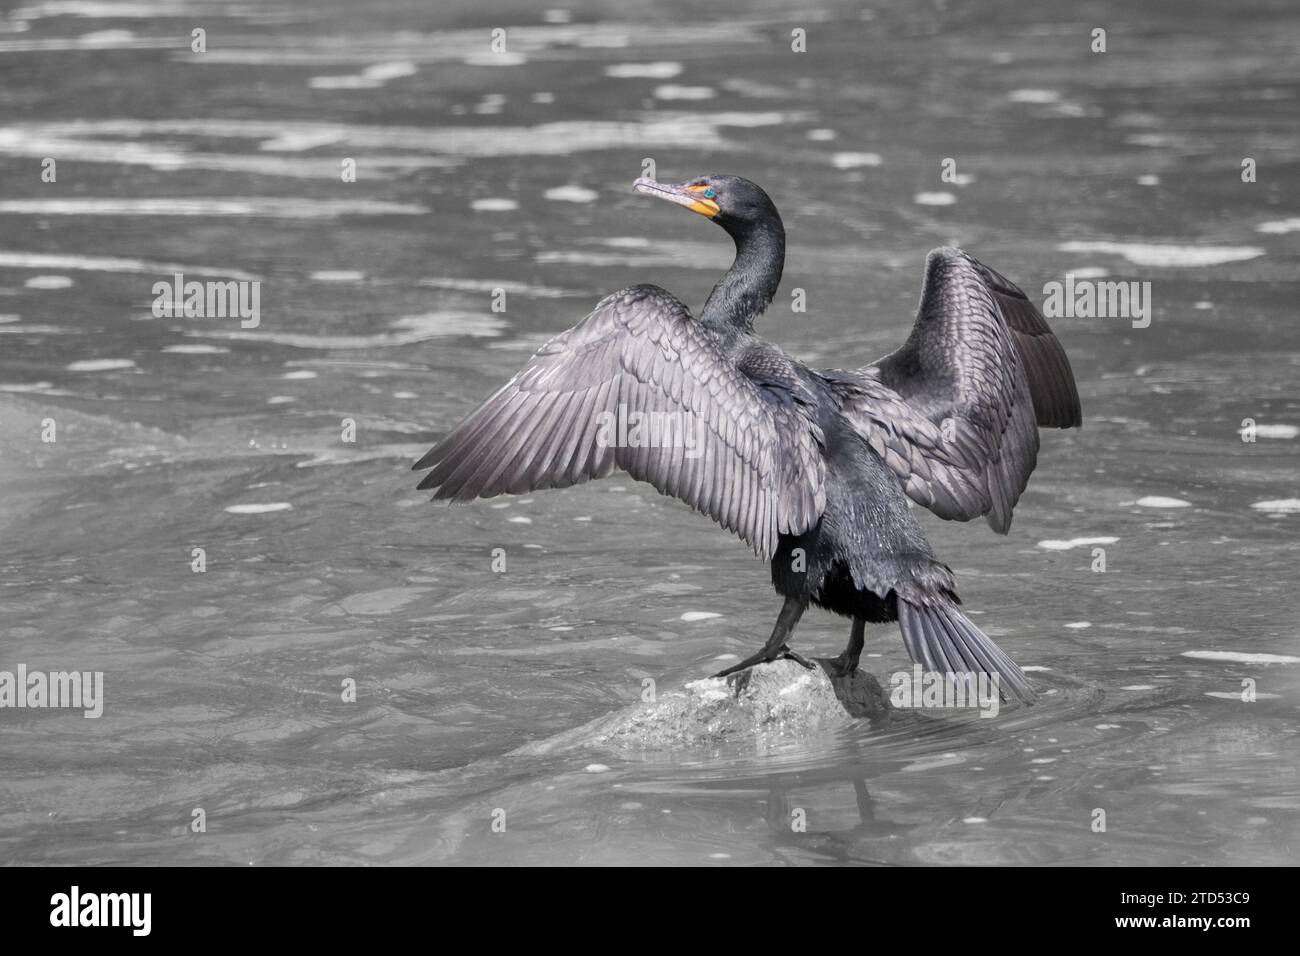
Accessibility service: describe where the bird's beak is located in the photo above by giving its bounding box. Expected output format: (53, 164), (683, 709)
(632, 177), (720, 219)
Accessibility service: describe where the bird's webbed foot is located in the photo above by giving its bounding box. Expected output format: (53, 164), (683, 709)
(821, 651), (859, 678)
(708, 596), (810, 679)
(711, 643), (814, 679)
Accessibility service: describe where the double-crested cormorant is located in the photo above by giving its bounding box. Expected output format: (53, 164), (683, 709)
(415, 175), (1082, 702)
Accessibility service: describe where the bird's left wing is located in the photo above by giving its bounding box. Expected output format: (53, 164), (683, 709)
(414, 285), (826, 559)
(837, 247), (1081, 533)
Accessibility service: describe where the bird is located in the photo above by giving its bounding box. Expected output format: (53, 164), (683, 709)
(414, 174), (1082, 702)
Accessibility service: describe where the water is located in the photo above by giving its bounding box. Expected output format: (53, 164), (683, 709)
(2, 0), (1298, 865)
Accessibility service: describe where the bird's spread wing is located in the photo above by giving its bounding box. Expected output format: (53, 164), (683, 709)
(840, 247), (1082, 533)
(414, 285), (826, 559)
(959, 252), (1083, 430)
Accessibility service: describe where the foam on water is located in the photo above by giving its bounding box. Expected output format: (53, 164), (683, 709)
(0, 198), (428, 217)
(654, 85), (715, 100)
(391, 313), (506, 338)
(12, 1), (222, 19)
(0, 324), (72, 335)
(1182, 651), (1300, 664)
(831, 152), (882, 169)
(1036, 536), (1119, 550)
(0, 32), (173, 52)
(0, 251), (258, 280)
(471, 198), (519, 212)
(1058, 241), (1265, 267)
(1243, 423), (1298, 439)
(419, 277), (572, 297)
(310, 271), (365, 282)
(225, 502), (293, 514)
(0, 128), (452, 177)
(604, 62), (681, 79)
(1134, 496), (1191, 508)
(1008, 89), (1060, 103)
(258, 129), (347, 152)
(308, 61), (417, 90)
(536, 238), (725, 270)
(1250, 499), (1300, 514)
(462, 51), (528, 66)
(23, 275), (73, 289)
(0, 116), (754, 170)
(188, 312), (505, 348)
(162, 344), (229, 354)
(180, 23), (763, 68)
(1257, 218), (1300, 234)
(544, 185), (599, 202)
(66, 358), (135, 371)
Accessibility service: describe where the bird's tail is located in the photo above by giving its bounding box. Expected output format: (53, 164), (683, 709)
(897, 598), (1036, 703)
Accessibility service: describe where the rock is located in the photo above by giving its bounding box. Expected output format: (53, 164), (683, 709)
(516, 659), (894, 754)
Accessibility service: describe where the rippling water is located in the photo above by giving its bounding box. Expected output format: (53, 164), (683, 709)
(1, 0), (1298, 865)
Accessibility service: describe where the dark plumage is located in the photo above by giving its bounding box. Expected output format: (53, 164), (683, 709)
(415, 174), (1082, 702)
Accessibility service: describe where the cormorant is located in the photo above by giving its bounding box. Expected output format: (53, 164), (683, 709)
(414, 175), (1082, 702)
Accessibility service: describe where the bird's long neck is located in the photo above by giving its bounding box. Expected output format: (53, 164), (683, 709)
(700, 216), (785, 334)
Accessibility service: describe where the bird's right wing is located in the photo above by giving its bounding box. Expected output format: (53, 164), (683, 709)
(414, 285), (826, 559)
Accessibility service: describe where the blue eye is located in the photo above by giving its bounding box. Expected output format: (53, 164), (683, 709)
(703, 188), (716, 199)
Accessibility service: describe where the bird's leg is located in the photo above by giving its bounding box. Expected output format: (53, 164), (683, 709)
(828, 618), (866, 676)
(712, 596), (809, 678)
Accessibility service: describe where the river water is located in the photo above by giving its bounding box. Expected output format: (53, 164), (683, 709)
(1, 0), (1297, 865)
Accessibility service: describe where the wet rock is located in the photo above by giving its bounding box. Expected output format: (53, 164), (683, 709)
(517, 659), (893, 754)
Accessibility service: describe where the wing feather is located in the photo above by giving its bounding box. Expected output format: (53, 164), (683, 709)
(415, 285), (826, 558)
(842, 247), (1081, 533)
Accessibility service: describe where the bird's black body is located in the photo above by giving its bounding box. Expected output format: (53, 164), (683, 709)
(770, 425), (932, 627)
(415, 174), (1082, 702)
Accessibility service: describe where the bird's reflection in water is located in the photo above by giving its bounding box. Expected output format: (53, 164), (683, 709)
(762, 771), (918, 866)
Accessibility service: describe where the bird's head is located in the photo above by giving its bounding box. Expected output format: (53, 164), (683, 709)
(632, 174), (781, 239)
